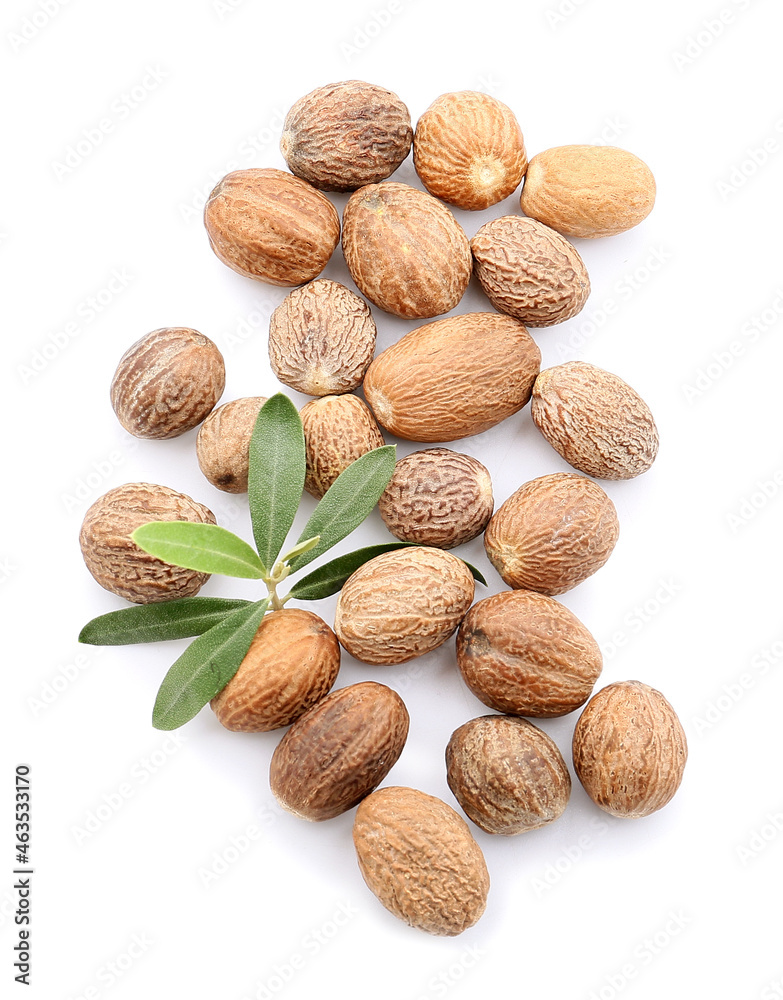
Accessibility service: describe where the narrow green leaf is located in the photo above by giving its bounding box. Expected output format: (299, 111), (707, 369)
(132, 523), (265, 579)
(288, 445), (397, 573)
(279, 535), (320, 565)
(463, 561), (487, 586)
(247, 394), (306, 571)
(79, 598), (253, 645)
(152, 599), (269, 731)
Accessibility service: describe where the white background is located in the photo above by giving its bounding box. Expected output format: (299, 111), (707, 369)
(3, 0), (783, 997)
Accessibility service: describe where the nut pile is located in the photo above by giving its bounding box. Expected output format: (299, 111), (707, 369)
(79, 80), (686, 937)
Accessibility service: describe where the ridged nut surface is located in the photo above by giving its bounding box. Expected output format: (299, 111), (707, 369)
(196, 396), (266, 493)
(300, 395), (385, 499)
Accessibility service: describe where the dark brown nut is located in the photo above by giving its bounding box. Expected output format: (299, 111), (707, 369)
(210, 609), (340, 733)
(456, 590), (602, 718)
(573, 681), (688, 818)
(363, 312), (541, 443)
(413, 91), (527, 210)
(270, 682), (409, 821)
(300, 395), (385, 500)
(204, 168), (340, 286)
(334, 547), (475, 665)
(280, 80), (412, 192)
(79, 483), (216, 604)
(268, 280), (376, 397)
(446, 715), (571, 834)
(110, 328), (225, 440)
(471, 216), (590, 327)
(532, 361), (659, 480)
(484, 473), (619, 595)
(196, 396), (266, 494)
(353, 786), (490, 936)
(378, 448), (493, 549)
(342, 182), (471, 319)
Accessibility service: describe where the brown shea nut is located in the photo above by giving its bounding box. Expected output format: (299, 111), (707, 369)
(110, 328), (225, 440)
(471, 216), (590, 327)
(300, 395), (385, 499)
(456, 590), (603, 717)
(378, 448), (494, 549)
(532, 361), (659, 480)
(484, 473), (619, 595)
(204, 168), (340, 286)
(268, 280), (376, 397)
(572, 681), (687, 818)
(342, 182), (471, 319)
(196, 396), (266, 493)
(334, 547), (475, 665)
(363, 312), (541, 443)
(210, 609), (340, 732)
(79, 483), (216, 604)
(520, 145), (656, 238)
(413, 91), (527, 210)
(280, 80), (412, 192)
(270, 682), (409, 821)
(446, 715), (571, 834)
(353, 786), (490, 936)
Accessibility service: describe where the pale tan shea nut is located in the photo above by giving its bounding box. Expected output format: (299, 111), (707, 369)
(413, 90), (527, 210)
(268, 280), (376, 397)
(363, 312), (541, 443)
(484, 473), (619, 595)
(110, 327), (225, 440)
(378, 448), (493, 549)
(353, 785), (490, 936)
(280, 80), (412, 192)
(446, 715), (571, 834)
(520, 145), (656, 238)
(196, 396), (266, 493)
(456, 590), (603, 717)
(532, 361), (659, 480)
(334, 546), (475, 665)
(471, 216), (590, 327)
(300, 395), (385, 500)
(79, 482), (216, 604)
(204, 168), (340, 286)
(572, 680), (687, 818)
(270, 682), (409, 821)
(210, 609), (340, 732)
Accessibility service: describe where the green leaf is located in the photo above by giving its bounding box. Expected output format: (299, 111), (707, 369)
(78, 598), (253, 645)
(288, 445), (397, 573)
(247, 394), (306, 571)
(152, 599), (269, 731)
(279, 535), (320, 565)
(132, 522), (266, 579)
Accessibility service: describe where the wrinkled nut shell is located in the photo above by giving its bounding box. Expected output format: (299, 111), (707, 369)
(79, 483), (216, 604)
(379, 448), (494, 549)
(342, 181), (471, 319)
(471, 216), (590, 327)
(446, 715), (571, 834)
(196, 396), (266, 493)
(484, 472), (619, 595)
(269, 280), (376, 397)
(520, 145), (656, 238)
(210, 609), (340, 732)
(532, 361), (659, 480)
(270, 682), (409, 821)
(413, 90), (527, 210)
(110, 328), (225, 440)
(280, 80), (412, 192)
(353, 785), (490, 936)
(204, 168), (340, 286)
(334, 547), (475, 665)
(456, 590), (603, 717)
(363, 312), (541, 443)
(300, 395), (385, 499)
(572, 681), (687, 818)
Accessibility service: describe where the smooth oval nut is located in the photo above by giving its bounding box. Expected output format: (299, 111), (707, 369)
(196, 396), (266, 493)
(300, 394), (385, 499)
(353, 785), (490, 936)
(456, 590), (602, 717)
(572, 680), (688, 818)
(270, 682), (409, 821)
